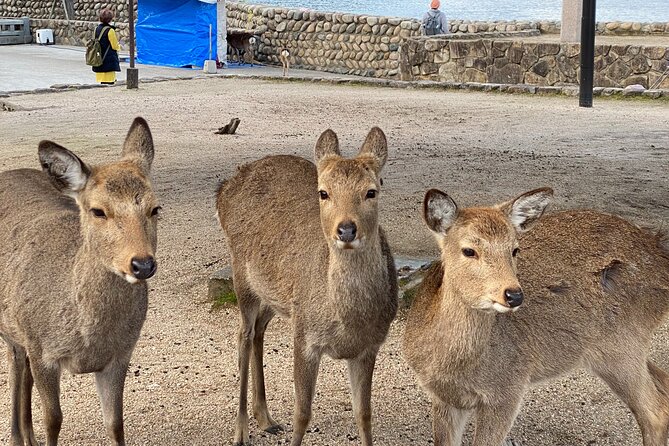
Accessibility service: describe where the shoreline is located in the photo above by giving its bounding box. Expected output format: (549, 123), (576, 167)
(230, 0), (669, 23)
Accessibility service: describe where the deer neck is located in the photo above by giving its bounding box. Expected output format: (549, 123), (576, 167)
(71, 243), (146, 314)
(436, 285), (496, 372)
(326, 231), (387, 316)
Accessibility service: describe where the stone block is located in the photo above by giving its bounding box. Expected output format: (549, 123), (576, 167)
(492, 40), (512, 57)
(208, 267), (236, 307)
(564, 43), (580, 58)
(537, 42), (560, 57)
(629, 54), (651, 74)
(438, 62), (458, 81)
(642, 89), (663, 99)
(487, 62), (524, 84)
(520, 53), (539, 71)
(605, 59), (633, 82)
(623, 75), (649, 88)
(508, 42), (524, 63)
(421, 62), (439, 75)
(532, 59), (550, 77)
(434, 49), (450, 64)
(641, 46), (667, 60)
(525, 71), (548, 86)
(556, 54), (578, 81)
(594, 44), (611, 57)
(463, 68), (487, 83)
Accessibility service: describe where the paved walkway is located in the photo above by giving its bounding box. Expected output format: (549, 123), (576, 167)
(0, 44), (357, 92)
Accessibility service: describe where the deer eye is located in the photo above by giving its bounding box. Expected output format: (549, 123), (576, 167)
(462, 248), (478, 258)
(91, 208), (106, 219)
(319, 190), (329, 200)
(366, 189), (377, 199)
(512, 247), (520, 257)
(150, 206), (162, 217)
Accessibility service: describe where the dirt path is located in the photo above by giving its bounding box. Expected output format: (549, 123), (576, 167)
(0, 78), (668, 445)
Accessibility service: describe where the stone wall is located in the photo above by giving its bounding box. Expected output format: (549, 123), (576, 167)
(28, 18), (128, 47)
(400, 33), (669, 89)
(226, 1), (421, 77)
(0, 0), (132, 23)
(1, 0), (131, 47)
(446, 19), (669, 35)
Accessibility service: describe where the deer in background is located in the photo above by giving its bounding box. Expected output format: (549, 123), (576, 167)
(0, 117), (160, 446)
(216, 128), (398, 446)
(279, 48), (291, 77)
(404, 188), (669, 446)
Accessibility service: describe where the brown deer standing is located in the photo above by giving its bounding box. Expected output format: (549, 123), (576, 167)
(404, 187), (669, 446)
(216, 128), (398, 446)
(0, 117), (160, 446)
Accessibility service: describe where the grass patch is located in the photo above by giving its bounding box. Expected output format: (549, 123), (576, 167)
(211, 290), (237, 310)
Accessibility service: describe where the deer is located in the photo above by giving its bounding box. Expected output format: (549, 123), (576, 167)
(216, 128), (398, 446)
(0, 117), (160, 446)
(404, 187), (669, 446)
(227, 34), (257, 64)
(279, 48), (291, 77)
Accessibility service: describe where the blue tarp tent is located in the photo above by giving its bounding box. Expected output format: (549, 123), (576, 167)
(136, 0), (217, 68)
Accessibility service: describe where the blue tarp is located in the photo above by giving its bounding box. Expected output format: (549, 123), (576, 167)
(136, 0), (217, 68)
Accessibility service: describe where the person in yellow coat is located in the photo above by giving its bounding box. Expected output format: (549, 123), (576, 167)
(92, 9), (121, 84)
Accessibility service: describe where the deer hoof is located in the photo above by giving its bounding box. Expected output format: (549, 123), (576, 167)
(264, 424), (285, 435)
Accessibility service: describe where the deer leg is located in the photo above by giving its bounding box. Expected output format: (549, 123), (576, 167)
(471, 394), (523, 446)
(20, 355), (37, 446)
(431, 398), (471, 446)
(290, 336), (321, 446)
(30, 359), (62, 446)
(251, 305), (282, 434)
(95, 359), (129, 446)
(7, 344), (24, 446)
(346, 348), (378, 446)
(234, 284), (260, 446)
(591, 357), (669, 446)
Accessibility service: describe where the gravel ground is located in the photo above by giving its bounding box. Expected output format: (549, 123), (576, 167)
(0, 78), (668, 445)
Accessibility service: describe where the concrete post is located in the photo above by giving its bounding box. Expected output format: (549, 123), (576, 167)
(217, 0), (227, 66)
(127, 0), (138, 89)
(561, 0), (583, 42)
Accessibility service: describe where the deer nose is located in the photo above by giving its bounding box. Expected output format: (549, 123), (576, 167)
(131, 256), (157, 280)
(337, 221), (357, 243)
(504, 288), (524, 308)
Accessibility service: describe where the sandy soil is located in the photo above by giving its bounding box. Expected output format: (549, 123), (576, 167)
(0, 78), (668, 445)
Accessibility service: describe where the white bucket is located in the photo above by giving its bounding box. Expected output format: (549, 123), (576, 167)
(203, 60), (217, 74)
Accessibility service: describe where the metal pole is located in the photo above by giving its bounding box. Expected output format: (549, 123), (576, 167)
(127, 0), (139, 89)
(579, 0), (596, 107)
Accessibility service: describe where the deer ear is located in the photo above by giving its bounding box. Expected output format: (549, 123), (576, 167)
(38, 141), (91, 195)
(358, 127), (387, 172)
(314, 129), (340, 164)
(423, 189), (458, 234)
(122, 117), (154, 173)
(500, 187), (553, 233)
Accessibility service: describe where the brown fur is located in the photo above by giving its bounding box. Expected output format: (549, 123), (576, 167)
(216, 128), (398, 446)
(404, 189), (669, 446)
(0, 118), (159, 446)
(227, 34), (256, 64)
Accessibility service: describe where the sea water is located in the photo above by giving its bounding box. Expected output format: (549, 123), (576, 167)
(243, 0), (669, 23)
